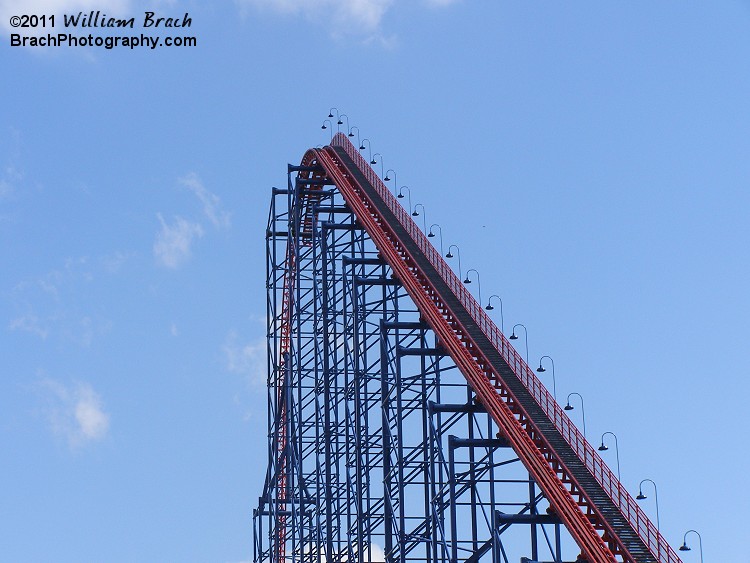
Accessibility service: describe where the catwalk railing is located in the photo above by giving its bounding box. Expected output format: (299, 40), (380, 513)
(327, 132), (678, 563)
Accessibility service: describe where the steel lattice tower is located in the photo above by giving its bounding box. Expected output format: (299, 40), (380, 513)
(253, 133), (683, 563)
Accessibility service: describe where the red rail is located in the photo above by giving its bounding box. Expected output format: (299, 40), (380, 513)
(308, 132), (680, 563)
(274, 247), (295, 563)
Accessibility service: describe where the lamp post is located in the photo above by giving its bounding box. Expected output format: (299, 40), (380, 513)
(636, 478), (661, 533)
(428, 223), (444, 256)
(598, 431), (621, 481)
(564, 392), (586, 439)
(397, 186), (413, 215)
(360, 138), (373, 162)
(371, 153), (384, 177)
(485, 295), (504, 333)
(536, 355), (557, 401)
(509, 323), (529, 365)
(348, 125), (361, 149)
(463, 268), (482, 306)
(445, 244), (463, 280)
(384, 169), (397, 194)
(412, 203), (427, 232)
(679, 529), (704, 563)
(321, 119), (333, 141)
(326, 107), (341, 133)
(338, 113), (350, 134)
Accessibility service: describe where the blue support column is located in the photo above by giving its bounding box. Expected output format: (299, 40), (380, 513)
(255, 159), (580, 563)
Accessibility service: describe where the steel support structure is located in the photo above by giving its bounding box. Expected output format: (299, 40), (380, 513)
(253, 134), (682, 563)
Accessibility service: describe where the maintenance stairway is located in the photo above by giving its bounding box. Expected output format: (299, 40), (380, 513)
(306, 133), (681, 563)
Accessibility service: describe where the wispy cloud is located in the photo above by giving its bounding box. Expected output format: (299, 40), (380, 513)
(9, 313), (49, 339)
(151, 173), (228, 269)
(224, 331), (266, 421)
(223, 331), (266, 387)
(99, 250), (132, 274)
(39, 379), (110, 447)
(180, 172), (231, 230)
(153, 213), (204, 269)
(237, 0), (458, 40)
(8, 256), (111, 345)
(299, 542), (386, 563)
(0, 127), (23, 200)
(0, 179), (12, 200)
(237, 0), (393, 37)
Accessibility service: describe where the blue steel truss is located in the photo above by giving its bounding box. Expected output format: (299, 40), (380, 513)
(253, 162), (582, 563)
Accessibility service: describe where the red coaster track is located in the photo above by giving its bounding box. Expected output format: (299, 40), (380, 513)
(274, 132), (682, 563)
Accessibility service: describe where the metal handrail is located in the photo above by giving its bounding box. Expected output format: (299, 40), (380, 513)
(331, 132), (679, 563)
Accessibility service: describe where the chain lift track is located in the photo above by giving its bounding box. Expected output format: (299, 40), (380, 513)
(255, 133), (682, 563)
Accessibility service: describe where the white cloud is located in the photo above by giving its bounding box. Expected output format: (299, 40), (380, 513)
(343, 542), (385, 563)
(40, 380), (110, 447)
(152, 172), (228, 269)
(8, 257), (111, 345)
(237, 0), (393, 36)
(100, 250), (131, 274)
(180, 172), (231, 230)
(66, 314), (98, 347)
(9, 313), (49, 339)
(0, 178), (12, 200)
(297, 542), (386, 563)
(237, 0), (457, 39)
(0, 127), (22, 198)
(223, 331), (266, 387)
(0, 0), (131, 33)
(153, 213), (204, 269)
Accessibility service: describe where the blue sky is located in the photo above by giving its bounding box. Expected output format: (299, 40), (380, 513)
(2, 1), (748, 561)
